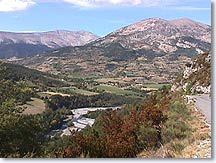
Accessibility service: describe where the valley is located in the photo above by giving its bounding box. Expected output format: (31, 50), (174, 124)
(0, 17), (212, 158)
(3, 18), (210, 89)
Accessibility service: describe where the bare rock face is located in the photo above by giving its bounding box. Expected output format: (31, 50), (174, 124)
(173, 52), (211, 94)
(0, 30), (99, 58)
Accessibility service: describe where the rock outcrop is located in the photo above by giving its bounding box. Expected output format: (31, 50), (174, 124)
(172, 52), (211, 94)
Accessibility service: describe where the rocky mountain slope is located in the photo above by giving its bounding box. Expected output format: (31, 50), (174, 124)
(35, 17), (211, 61)
(9, 17), (211, 84)
(90, 18), (210, 57)
(0, 30), (98, 58)
(172, 52), (211, 94)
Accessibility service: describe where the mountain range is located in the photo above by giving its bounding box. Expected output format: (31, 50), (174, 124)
(90, 17), (210, 56)
(0, 30), (98, 58)
(1, 18), (211, 60)
(4, 17), (211, 84)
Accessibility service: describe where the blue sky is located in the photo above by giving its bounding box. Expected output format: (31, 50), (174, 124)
(0, 0), (211, 36)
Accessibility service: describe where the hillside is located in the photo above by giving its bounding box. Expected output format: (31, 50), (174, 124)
(172, 52), (211, 94)
(1, 54), (211, 158)
(90, 18), (210, 57)
(0, 30), (98, 58)
(11, 18), (211, 84)
(0, 22), (211, 158)
(0, 61), (68, 87)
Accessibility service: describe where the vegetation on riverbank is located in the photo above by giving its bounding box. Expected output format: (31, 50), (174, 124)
(0, 62), (193, 158)
(42, 86), (192, 158)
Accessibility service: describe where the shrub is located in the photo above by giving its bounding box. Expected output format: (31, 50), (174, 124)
(137, 124), (158, 150)
(170, 142), (185, 154)
(162, 100), (191, 144)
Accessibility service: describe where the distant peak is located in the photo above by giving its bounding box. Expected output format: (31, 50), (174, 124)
(147, 17), (165, 20)
(55, 29), (71, 32)
(170, 17), (210, 28)
(177, 17), (193, 21)
(141, 17), (168, 22)
(170, 17), (195, 23)
(44, 30), (94, 35)
(51, 30), (76, 33)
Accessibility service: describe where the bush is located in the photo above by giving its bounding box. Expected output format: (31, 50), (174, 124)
(162, 100), (191, 144)
(137, 124), (158, 150)
(170, 142), (185, 154)
(185, 82), (192, 95)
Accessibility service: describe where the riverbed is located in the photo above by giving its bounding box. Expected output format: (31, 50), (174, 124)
(60, 106), (120, 136)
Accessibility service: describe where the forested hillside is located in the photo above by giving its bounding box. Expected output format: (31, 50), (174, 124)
(0, 61), (144, 157)
(0, 61), (68, 88)
(0, 62), (72, 157)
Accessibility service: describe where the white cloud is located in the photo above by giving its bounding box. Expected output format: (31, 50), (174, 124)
(0, 0), (35, 12)
(62, 0), (178, 8)
(0, 0), (209, 11)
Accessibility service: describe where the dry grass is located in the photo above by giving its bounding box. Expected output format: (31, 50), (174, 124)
(42, 91), (71, 97)
(137, 102), (211, 158)
(162, 103), (211, 158)
(22, 98), (46, 115)
(179, 104), (211, 158)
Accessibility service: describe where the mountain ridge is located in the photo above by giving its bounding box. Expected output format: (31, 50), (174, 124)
(0, 30), (99, 58)
(90, 17), (210, 54)
(8, 17), (211, 84)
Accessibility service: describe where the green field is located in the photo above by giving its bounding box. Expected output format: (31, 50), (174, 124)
(94, 84), (143, 98)
(59, 87), (98, 96)
(67, 73), (99, 80)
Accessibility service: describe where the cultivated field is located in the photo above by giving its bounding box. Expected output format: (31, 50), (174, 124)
(93, 84), (143, 98)
(59, 87), (98, 96)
